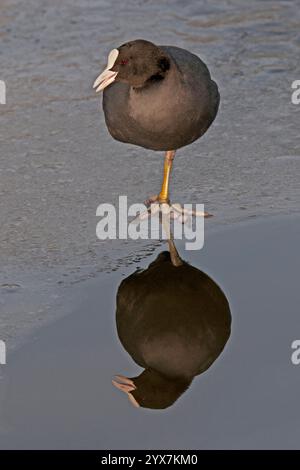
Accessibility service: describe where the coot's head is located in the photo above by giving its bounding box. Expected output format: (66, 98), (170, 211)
(93, 39), (170, 91)
(112, 369), (191, 410)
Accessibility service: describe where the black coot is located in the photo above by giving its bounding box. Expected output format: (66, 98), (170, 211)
(93, 39), (219, 205)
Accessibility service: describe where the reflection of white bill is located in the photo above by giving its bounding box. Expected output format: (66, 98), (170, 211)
(0, 80), (6, 104)
(0, 340), (6, 365)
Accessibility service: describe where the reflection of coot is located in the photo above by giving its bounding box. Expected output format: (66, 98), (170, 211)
(113, 251), (231, 409)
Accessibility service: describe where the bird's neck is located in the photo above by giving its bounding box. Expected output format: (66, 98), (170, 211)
(132, 368), (192, 401)
(131, 57), (179, 94)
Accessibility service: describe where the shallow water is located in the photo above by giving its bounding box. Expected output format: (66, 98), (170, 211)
(0, 0), (300, 343)
(0, 215), (299, 449)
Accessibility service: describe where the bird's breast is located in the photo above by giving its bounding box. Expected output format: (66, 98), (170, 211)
(103, 68), (217, 151)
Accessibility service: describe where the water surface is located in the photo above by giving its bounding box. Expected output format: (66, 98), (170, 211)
(0, 215), (299, 449)
(1, 0), (300, 344)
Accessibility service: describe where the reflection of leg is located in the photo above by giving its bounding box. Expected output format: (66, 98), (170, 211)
(167, 238), (183, 267)
(161, 212), (183, 267)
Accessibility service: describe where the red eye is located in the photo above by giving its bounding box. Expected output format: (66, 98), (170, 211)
(120, 59), (129, 65)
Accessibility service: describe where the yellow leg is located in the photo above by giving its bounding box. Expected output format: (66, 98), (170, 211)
(158, 150), (175, 203)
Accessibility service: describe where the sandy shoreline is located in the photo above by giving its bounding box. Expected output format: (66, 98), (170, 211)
(0, 214), (299, 449)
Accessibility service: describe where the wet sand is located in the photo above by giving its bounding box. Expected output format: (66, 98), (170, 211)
(0, 214), (299, 449)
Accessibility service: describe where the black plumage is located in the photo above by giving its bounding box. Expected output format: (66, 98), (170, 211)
(114, 250), (231, 409)
(102, 40), (220, 151)
(94, 39), (220, 205)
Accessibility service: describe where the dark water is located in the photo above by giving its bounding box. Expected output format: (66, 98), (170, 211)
(0, 1), (300, 366)
(0, 215), (299, 449)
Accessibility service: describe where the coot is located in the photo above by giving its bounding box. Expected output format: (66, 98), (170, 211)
(94, 39), (219, 205)
(113, 242), (231, 409)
